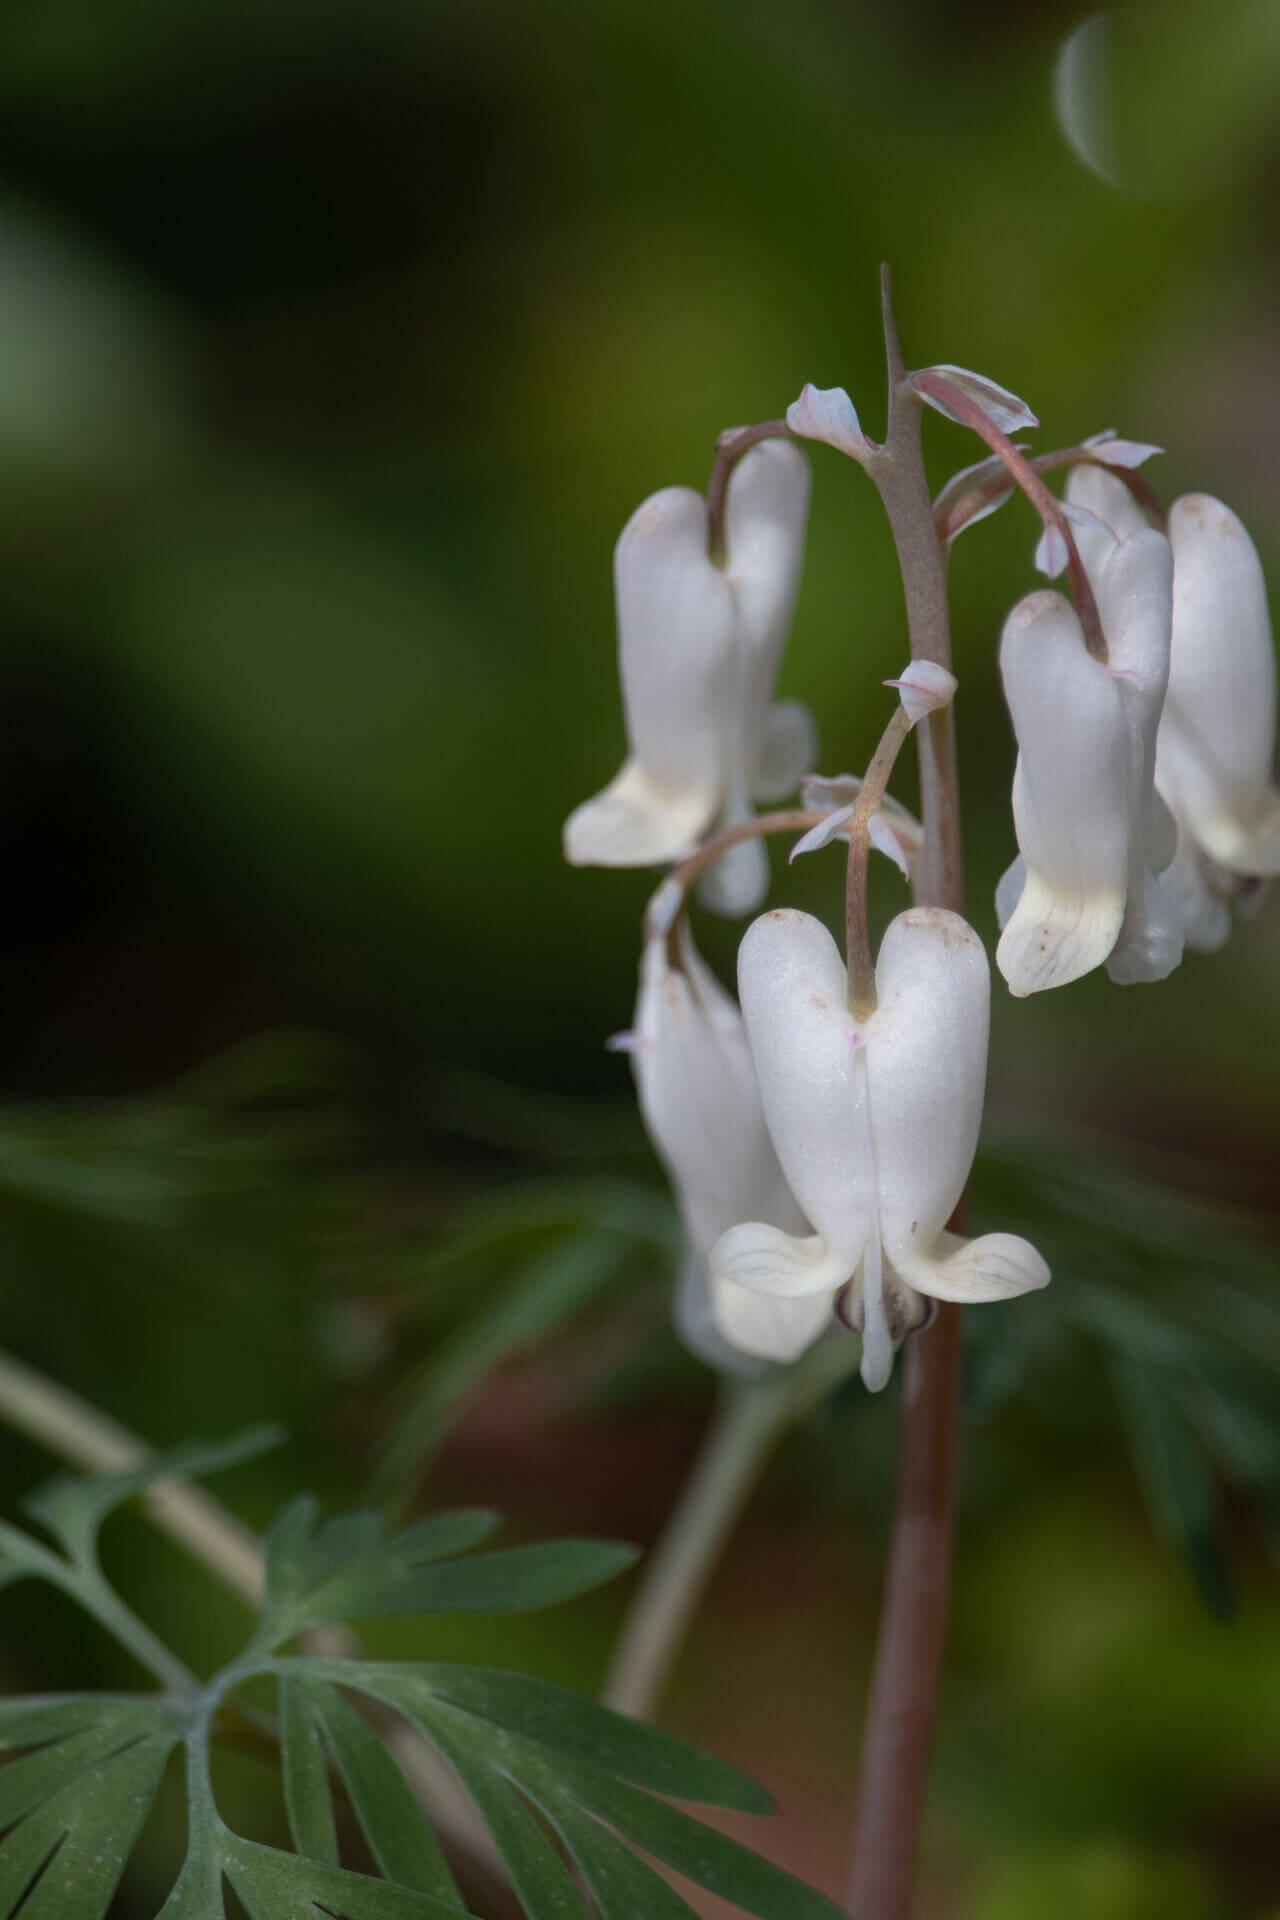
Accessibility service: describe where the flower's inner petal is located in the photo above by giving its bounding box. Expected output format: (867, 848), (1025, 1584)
(710, 1224), (852, 1298)
(894, 1229), (1050, 1303)
(564, 759), (711, 868)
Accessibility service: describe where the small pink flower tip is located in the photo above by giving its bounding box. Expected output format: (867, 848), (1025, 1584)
(785, 383), (871, 461)
(884, 660), (958, 723)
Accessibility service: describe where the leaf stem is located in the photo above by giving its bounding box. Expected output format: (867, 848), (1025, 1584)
(844, 267), (966, 1920)
(0, 1346), (264, 1608)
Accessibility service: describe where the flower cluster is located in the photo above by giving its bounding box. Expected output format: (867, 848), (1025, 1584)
(563, 353), (1276, 1389)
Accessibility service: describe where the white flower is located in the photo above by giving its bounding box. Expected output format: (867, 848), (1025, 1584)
(995, 516), (1184, 993)
(563, 440), (816, 916)
(709, 908), (1049, 1392)
(621, 922), (830, 1369)
(1068, 469), (1280, 949)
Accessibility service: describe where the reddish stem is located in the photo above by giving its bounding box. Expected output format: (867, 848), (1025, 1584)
(705, 419), (795, 563)
(911, 370), (1108, 662)
(935, 445), (1166, 543)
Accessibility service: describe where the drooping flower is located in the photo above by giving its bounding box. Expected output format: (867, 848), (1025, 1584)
(619, 920), (830, 1368)
(995, 518), (1183, 993)
(1068, 466), (1280, 949)
(563, 440), (816, 915)
(710, 908), (1049, 1391)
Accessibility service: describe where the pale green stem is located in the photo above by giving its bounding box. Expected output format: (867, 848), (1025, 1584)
(603, 1342), (859, 1721)
(0, 1347), (264, 1608)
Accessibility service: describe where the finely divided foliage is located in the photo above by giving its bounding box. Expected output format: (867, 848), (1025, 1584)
(0, 1435), (844, 1920)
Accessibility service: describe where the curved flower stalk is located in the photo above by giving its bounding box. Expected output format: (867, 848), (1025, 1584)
(1068, 466), (1280, 949)
(995, 520), (1183, 993)
(563, 439), (816, 915)
(710, 908), (1049, 1391)
(619, 920), (830, 1368)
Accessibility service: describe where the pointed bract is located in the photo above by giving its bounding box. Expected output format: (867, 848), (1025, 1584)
(912, 364), (1039, 435)
(784, 384), (872, 461)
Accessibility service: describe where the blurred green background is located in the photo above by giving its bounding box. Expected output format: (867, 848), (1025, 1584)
(1, 0), (1278, 1914)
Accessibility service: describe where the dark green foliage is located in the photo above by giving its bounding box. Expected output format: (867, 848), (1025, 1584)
(0, 1439), (828, 1920)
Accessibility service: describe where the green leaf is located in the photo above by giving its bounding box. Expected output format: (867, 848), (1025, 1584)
(527, 1779), (704, 1920)
(0, 1728), (175, 1920)
(0, 1707), (171, 1828)
(406, 1712), (591, 1920)
(420, 1666), (771, 1812)
(0, 1695), (156, 1750)
(311, 1680), (460, 1901)
(222, 1834), (464, 1919)
(22, 1425), (282, 1564)
(280, 1675), (339, 1867)
(1110, 1359), (1235, 1618)
(381, 1228), (638, 1481)
(295, 1536), (635, 1630)
(535, 1759), (845, 1920)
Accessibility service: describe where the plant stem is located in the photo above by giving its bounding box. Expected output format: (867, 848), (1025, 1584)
(603, 1341), (857, 1720)
(845, 268), (966, 1920)
(706, 419), (794, 562)
(844, 704), (914, 1019)
(0, 1347), (264, 1608)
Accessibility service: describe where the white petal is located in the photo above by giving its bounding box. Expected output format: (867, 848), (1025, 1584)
(564, 758), (709, 867)
(997, 590), (1130, 994)
(733, 909), (873, 1280)
(630, 929), (806, 1270)
(789, 804), (855, 862)
(1081, 429), (1164, 468)
(784, 384), (871, 460)
(897, 1229), (1050, 1302)
(1105, 867), (1185, 984)
(607, 485), (735, 849)
(753, 699), (819, 801)
(707, 1267), (831, 1364)
(674, 1250), (765, 1375)
(884, 659), (957, 723)
(1033, 523), (1070, 579)
(866, 909), (991, 1280)
(913, 364), (1039, 434)
(1065, 462), (1149, 579)
(1157, 494), (1280, 875)
(867, 812), (911, 879)
(710, 1224), (851, 1298)
(1095, 526), (1174, 836)
(696, 835), (771, 917)
(994, 854), (1025, 930)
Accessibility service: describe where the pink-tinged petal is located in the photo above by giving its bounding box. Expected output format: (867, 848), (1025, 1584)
(789, 804), (855, 862)
(784, 383), (872, 460)
(912, 364), (1039, 434)
(867, 813), (911, 879)
(934, 452), (1020, 539)
(1082, 429), (1163, 468)
(801, 772), (862, 811)
(997, 590), (1130, 994)
(1033, 523), (1070, 578)
(884, 659), (957, 723)
(1062, 499), (1115, 542)
(1066, 464), (1148, 579)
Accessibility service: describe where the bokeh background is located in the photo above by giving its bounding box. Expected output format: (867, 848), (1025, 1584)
(1, 0), (1279, 1914)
